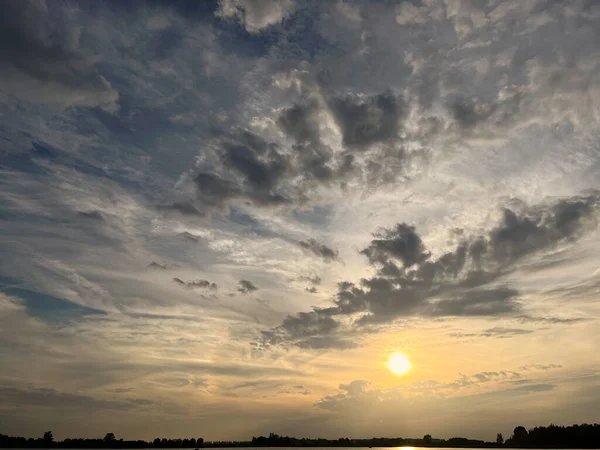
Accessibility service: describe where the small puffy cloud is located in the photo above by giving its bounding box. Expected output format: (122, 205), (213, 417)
(77, 210), (105, 221)
(298, 238), (340, 262)
(237, 279), (258, 294)
(173, 278), (218, 290)
(396, 2), (428, 25)
(299, 275), (322, 285)
(217, 0), (296, 33)
(146, 261), (169, 270)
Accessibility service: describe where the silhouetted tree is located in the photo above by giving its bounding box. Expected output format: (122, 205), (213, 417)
(197, 438), (204, 447)
(496, 433), (504, 445)
(104, 434), (116, 443)
(512, 426), (528, 443)
(43, 432), (54, 446)
(423, 435), (433, 445)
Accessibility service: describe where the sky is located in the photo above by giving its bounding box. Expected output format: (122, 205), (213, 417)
(1, 0), (600, 442)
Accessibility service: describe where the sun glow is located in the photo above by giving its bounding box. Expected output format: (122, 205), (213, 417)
(387, 353), (411, 375)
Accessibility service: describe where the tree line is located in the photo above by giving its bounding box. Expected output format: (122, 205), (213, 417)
(1, 423), (599, 448)
(0, 432), (204, 449)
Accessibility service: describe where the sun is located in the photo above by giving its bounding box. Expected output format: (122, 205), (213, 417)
(387, 353), (411, 375)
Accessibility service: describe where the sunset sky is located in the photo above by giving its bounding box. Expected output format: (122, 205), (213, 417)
(1, 0), (600, 442)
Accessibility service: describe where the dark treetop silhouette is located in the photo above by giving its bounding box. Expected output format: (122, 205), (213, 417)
(1, 424), (600, 448)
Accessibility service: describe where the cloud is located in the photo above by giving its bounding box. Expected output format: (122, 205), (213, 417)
(428, 287), (521, 317)
(146, 262), (169, 270)
(237, 279), (258, 294)
(520, 364), (563, 371)
(173, 278), (218, 290)
(256, 310), (357, 350)
(217, 0), (296, 33)
(191, 131), (293, 209)
(0, 0), (119, 110)
(451, 327), (535, 339)
(171, 89), (423, 214)
(260, 193), (600, 348)
(0, 385), (154, 411)
(327, 91), (406, 151)
(77, 210), (105, 221)
(315, 380), (401, 411)
(298, 238), (340, 262)
(517, 315), (590, 325)
(193, 172), (243, 209)
(316, 370), (525, 411)
(395, 2), (428, 25)
(277, 99), (322, 145)
(360, 223), (430, 270)
(223, 140), (289, 199)
(2, 0), (600, 439)
(180, 232), (201, 242)
(298, 275), (322, 285)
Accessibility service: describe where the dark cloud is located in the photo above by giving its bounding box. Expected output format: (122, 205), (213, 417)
(77, 210), (105, 221)
(360, 223), (430, 270)
(327, 91), (406, 150)
(298, 238), (340, 262)
(179, 91), (419, 213)
(0, 0), (118, 110)
(173, 278), (217, 290)
(188, 279), (218, 290)
(146, 261), (168, 270)
(259, 193), (600, 349)
(428, 287), (521, 317)
(256, 310), (356, 350)
(193, 172), (242, 208)
(224, 143), (287, 195)
(278, 100), (322, 145)
(448, 96), (495, 130)
(238, 279), (258, 294)
(179, 231), (200, 242)
(488, 199), (598, 265)
(193, 131), (293, 209)
(305, 286), (318, 294)
(298, 275), (322, 285)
